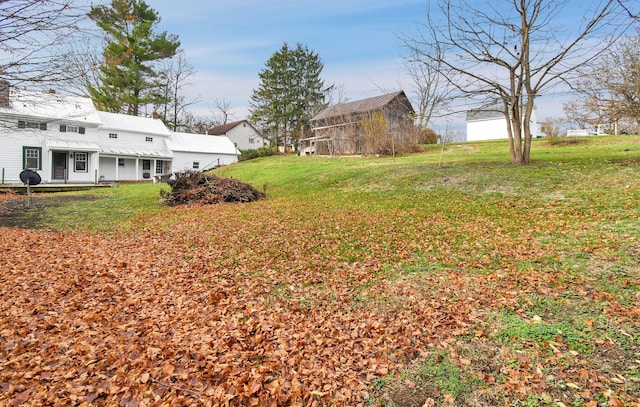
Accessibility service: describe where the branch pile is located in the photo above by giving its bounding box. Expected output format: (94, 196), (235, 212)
(161, 171), (265, 206)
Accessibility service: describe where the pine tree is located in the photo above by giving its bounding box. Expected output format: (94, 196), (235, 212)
(250, 43), (328, 151)
(88, 0), (180, 116)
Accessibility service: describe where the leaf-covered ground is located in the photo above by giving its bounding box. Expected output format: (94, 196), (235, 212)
(1, 147), (639, 406)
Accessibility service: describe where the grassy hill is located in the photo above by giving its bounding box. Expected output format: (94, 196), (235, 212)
(1, 135), (638, 405)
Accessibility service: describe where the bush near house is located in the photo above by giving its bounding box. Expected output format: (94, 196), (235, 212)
(239, 147), (276, 161)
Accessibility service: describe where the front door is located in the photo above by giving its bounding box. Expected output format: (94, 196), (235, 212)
(52, 152), (67, 180)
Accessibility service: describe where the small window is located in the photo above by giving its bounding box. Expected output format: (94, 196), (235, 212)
(60, 124), (85, 134)
(109, 133), (118, 139)
(19, 121), (46, 130)
(249, 138), (255, 144)
(23, 146), (42, 170)
(192, 161), (200, 170)
(118, 158), (125, 167)
(142, 160), (151, 170)
(145, 136), (153, 142)
(155, 160), (163, 174)
(74, 152), (88, 172)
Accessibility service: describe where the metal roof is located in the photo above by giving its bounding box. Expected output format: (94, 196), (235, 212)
(0, 88), (100, 124)
(167, 132), (239, 155)
(312, 91), (413, 122)
(96, 111), (171, 136)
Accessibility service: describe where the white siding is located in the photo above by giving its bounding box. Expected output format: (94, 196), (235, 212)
(467, 117), (509, 141)
(0, 128), (45, 183)
(226, 123), (266, 151)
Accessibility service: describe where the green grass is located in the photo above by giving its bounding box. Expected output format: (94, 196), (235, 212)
(38, 183), (167, 233)
(20, 135), (640, 405)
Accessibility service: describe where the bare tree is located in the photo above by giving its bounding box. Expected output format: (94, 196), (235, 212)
(403, 0), (632, 164)
(0, 0), (88, 87)
(156, 50), (199, 131)
(211, 98), (233, 126)
(567, 28), (640, 135)
(617, 0), (639, 19)
(403, 48), (453, 129)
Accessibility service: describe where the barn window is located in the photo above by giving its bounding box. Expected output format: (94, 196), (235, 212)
(145, 136), (153, 142)
(192, 161), (199, 170)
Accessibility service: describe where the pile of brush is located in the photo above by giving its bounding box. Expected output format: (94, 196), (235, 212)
(160, 171), (265, 206)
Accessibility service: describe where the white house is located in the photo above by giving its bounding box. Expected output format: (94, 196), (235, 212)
(208, 120), (267, 151)
(0, 84), (241, 185)
(167, 132), (239, 172)
(466, 106), (539, 141)
(96, 111), (173, 182)
(0, 84), (101, 184)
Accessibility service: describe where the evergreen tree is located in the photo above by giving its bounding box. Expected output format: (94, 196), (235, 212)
(250, 43), (328, 150)
(88, 0), (180, 116)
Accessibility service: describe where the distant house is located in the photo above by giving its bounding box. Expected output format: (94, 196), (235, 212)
(0, 83), (102, 184)
(466, 105), (540, 141)
(304, 91), (415, 155)
(96, 111), (173, 182)
(167, 132), (239, 172)
(208, 120), (267, 151)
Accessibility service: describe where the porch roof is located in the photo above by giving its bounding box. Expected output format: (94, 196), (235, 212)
(47, 139), (100, 152)
(100, 146), (172, 159)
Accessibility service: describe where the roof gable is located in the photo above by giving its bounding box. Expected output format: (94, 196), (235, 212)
(312, 91), (414, 122)
(0, 87), (100, 125)
(208, 120), (262, 136)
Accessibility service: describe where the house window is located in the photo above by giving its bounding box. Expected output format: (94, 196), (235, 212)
(23, 146), (42, 170)
(155, 160), (163, 174)
(74, 152), (88, 172)
(145, 136), (153, 142)
(142, 160), (151, 170)
(249, 138), (255, 144)
(192, 161), (199, 170)
(118, 158), (125, 167)
(59, 124), (84, 133)
(19, 121), (46, 130)
(109, 133), (118, 139)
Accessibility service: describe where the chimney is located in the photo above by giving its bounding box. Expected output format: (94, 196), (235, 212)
(0, 80), (10, 107)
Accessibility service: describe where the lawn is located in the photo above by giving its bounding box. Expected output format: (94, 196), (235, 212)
(1, 136), (639, 406)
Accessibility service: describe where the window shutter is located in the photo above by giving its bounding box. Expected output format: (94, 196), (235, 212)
(60, 124), (66, 132)
(79, 127), (85, 134)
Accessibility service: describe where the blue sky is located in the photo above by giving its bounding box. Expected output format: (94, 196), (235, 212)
(149, 0), (429, 122)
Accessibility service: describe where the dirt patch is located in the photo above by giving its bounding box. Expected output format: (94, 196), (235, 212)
(0, 193), (98, 229)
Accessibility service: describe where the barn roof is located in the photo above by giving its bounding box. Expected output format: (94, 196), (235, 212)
(312, 91), (413, 122)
